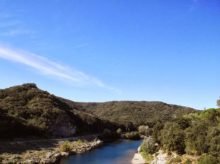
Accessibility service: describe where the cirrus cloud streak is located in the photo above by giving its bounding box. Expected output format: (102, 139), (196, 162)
(0, 45), (107, 88)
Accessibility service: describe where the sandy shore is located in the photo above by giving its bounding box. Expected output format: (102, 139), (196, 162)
(131, 148), (169, 164)
(131, 146), (146, 164)
(131, 153), (146, 164)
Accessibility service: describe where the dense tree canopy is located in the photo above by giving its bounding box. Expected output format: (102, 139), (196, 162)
(150, 108), (220, 163)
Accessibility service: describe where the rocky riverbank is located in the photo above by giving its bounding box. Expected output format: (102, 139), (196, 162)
(151, 150), (168, 164)
(0, 138), (103, 163)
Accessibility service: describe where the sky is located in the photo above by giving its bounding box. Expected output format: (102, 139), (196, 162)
(0, 0), (219, 109)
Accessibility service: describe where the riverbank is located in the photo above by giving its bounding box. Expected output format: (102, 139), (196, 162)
(0, 135), (102, 163)
(135, 149), (201, 164)
(151, 150), (168, 164)
(61, 139), (142, 164)
(132, 153), (146, 164)
(131, 146), (146, 164)
(0, 133), (143, 163)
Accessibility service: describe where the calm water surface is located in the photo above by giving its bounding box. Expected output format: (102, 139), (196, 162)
(60, 140), (142, 164)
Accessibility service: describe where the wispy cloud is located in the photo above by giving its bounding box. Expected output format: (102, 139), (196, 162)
(0, 28), (35, 37)
(0, 12), (35, 37)
(0, 45), (112, 89)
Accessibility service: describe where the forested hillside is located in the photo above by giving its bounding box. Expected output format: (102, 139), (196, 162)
(0, 83), (198, 143)
(0, 83), (117, 139)
(79, 101), (196, 127)
(140, 108), (220, 163)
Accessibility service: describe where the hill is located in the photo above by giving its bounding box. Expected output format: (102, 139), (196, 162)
(0, 83), (197, 140)
(0, 83), (117, 139)
(78, 101), (196, 127)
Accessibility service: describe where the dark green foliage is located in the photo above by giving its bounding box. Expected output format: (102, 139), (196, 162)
(0, 83), (194, 140)
(0, 109), (43, 138)
(3, 83), (219, 160)
(140, 137), (157, 154)
(151, 108), (220, 159)
(160, 122), (185, 154)
(80, 101), (195, 127)
(98, 129), (119, 141)
(176, 117), (191, 129)
(207, 127), (220, 156)
(0, 83), (118, 139)
(152, 121), (163, 143)
(198, 154), (219, 164)
(185, 122), (209, 155)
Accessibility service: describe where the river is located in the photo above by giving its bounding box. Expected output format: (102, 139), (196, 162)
(60, 140), (142, 164)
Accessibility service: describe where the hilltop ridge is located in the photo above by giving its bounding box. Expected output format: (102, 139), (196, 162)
(0, 83), (196, 139)
(0, 83), (117, 139)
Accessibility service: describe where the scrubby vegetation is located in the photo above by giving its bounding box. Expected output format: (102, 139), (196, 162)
(4, 83), (218, 163)
(198, 154), (219, 164)
(121, 131), (140, 140)
(139, 137), (157, 163)
(144, 108), (220, 163)
(0, 83), (118, 139)
(59, 141), (73, 152)
(140, 137), (157, 154)
(0, 83), (197, 140)
(80, 101), (195, 127)
(59, 140), (86, 152)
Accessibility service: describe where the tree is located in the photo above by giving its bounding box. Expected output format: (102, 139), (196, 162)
(125, 122), (135, 131)
(217, 98), (220, 108)
(138, 125), (150, 136)
(140, 137), (157, 154)
(160, 122), (186, 154)
(185, 122), (208, 155)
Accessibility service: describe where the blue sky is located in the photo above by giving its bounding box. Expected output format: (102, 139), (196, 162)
(0, 0), (219, 109)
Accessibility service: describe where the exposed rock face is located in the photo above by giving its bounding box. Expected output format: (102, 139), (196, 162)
(53, 125), (76, 137)
(50, 114), (76, 137)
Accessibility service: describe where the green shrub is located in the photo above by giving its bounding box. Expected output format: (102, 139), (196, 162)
(140, 151), (153, 163)
(122, 131), (140, 140)
(140, 137), (157, 154)
(138, 125), (150, 136)
(198, 154), (219, 164)
(160, 122), (185, 154)
(59, 141), (72, 152)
